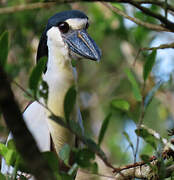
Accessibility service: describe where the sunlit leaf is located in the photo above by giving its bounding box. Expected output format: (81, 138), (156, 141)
(0, 143), (16, 166)
(98, 113), (112, 146)
(29, 56), (47, 97)
(125, 68), (142, 101)
(111, 99), (130, 111)
(64, 86), (76, 123)
(59, 144), (71, 166)
(143, 50), (156, 82)
(0, 31), (8, 67)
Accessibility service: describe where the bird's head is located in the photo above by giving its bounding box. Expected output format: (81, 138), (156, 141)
(36, 10), (101, 64)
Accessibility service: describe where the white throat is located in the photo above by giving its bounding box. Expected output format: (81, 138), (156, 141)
(43, 27), (75, 153)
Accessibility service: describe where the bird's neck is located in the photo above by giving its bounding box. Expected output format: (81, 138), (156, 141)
(44, 45), (75, 116)
(43, 45), (75, 153)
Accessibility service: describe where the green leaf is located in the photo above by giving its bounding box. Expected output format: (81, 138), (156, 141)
(84, 138), (107, 162)
(89, 162), (98, 174)
(143, 50), (156, 81)
(0, 31), (8, 67)
(43, 151), (59, 172)
(64, 86), (76, 123)
(29, 56), (47, 97)
(76, 148), (95, 168)
(71, 59), (77, 67)
(7, 139), (16, 150)
(135, 128), (157, 149)
(98, 113), (112, 146)
(140, 154), (150, 162)
(69, 120), (82, 137)
(0, 172), (6, 180)
(144, 81), (161, 109)
(0, 143), (16, 166)
(123, 131), (134, 151)
(59, 144), (71, 166)
(111, 99), (130, 111)
(125, 68), (142, 101)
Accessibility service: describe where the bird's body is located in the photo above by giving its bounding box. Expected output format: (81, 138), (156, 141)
(1, 10), (101, 178)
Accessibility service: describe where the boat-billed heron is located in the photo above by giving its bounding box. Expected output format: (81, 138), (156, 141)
(1, 10), (101, 177)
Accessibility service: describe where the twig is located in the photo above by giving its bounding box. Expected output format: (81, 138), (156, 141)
(134, 90), (145, 172)
(12, 80), (54, 115)
(133, 42), (174, 66)
(102, 2), (170, 32)
(141, 42), (174, 51)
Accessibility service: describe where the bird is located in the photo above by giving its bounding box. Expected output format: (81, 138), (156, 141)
(1, 10), (101, 178)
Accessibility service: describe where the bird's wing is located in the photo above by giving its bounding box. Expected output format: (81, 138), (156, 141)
(22, 101), (50, 151)
(1, 101), (50, 175)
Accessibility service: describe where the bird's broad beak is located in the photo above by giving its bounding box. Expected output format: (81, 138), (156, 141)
(64, 29), (101, 61)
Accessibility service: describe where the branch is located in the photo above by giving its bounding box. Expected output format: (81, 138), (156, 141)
(0, 67), (56, 180)
(128, 0), (174, 31)
(115, 159), (157, 180)
(141, 42), (174, 51)
(102, 2), (170, 32)
(134, 0), (174, 12)
(0, 2), (56, 14)
(0, 0), (174, 32)
(115, 159), (174, 179)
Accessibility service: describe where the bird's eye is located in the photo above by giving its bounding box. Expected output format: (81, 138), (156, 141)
(58, 22), (69, 33)
(85, 22), (89, 29)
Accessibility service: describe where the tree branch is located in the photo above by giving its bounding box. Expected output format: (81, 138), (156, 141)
(134, 0), (174, 12)
(0, 0), (174, 32)
(0, 67), (56, 180)
(141, 42), (174, 51)
(0, 2), (56, 14)
(102, 2), (170, 32)
(128, 0), (174, 31)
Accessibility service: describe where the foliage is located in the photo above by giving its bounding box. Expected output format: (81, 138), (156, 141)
(0, 0), (174, 179)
